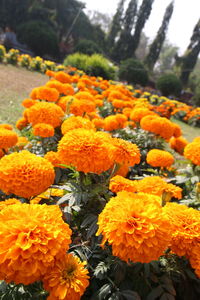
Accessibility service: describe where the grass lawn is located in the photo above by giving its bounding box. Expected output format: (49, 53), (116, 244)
(0, 63), (199, 141)
(0, 64), (48, 125)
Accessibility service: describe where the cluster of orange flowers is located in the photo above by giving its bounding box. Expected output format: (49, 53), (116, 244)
(184, 138), (200, 165)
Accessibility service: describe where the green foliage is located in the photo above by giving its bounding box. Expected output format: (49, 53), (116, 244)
(64, 53), (116, 80)
(17, 21), (59, 57)
(74, 39), (102, 55)
(156, 73), (182, 97)
(119, 58), (148, 86)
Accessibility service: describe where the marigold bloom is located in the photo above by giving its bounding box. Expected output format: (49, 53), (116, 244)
(103, 115), (119, 131)
(109, 175), (137, 193)
(43, 253), (89, 300)
(75, 91), (95, 102)
(44, 151), (63, 168)
(33, 123), (55, 138)
(27, 102), (64, 128)
(61, 116), (95, 135)
(16, 136), (29, 149)
(0, 128), (18, 149)
(57, 96), (73, 112)
(58, 129), (114, 174)
(184, 141), (200, 165)
(97, 191), (172, 263)
(114, 163), (129, 177)
(37, 86), (60, 102)
(92, 118), (104, 129)
(111, 138), (140, 166)
(193, 137), (200, 143)
(46, 81), (74, 96)
(16, 117), (28, 130)
(22, 98), (36, 108)
(0, 198), (21, 210)
(0, 150), (55, 198)
(172, 123), (182, 138)
(169, 136), (188, 155)
(30, 87), (39, 100)
(30, 188), (64, 204)
(146, 149), (174, 168)
(130, 108), (155, 123)
(70, 99), (96, 116)
(163, 203), (200, 258)
(0, 124), (13, 130)
(54, 72), (72, 84)
(0, 204), (72, 285)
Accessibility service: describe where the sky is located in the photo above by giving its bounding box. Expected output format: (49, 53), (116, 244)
(83, 0), (200, 55)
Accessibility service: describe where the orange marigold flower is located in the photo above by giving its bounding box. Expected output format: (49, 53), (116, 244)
(92, 118), (104, 129)
(57, 96), (73, 112)
(0, 149), (5, 159)
(0, 204), (72, 285)
(111, 138), (140, 166)
(27, 102), (64, 128)
(169, 136), (188, 155)
(0, 128), (18, 149)
(16, 117), (28, 130)
(114, 163), (129, 177)
(43, 253), (89, 300)
(37, 86), (60, 102)
(103, 115), (119, 131)
(112, 99), (125, 108)
(184, 141), (200, 165)
(54, 71), (72, 84)
(22, 98), (36, 108)
(46, 70), (55, 77)
(109, 175), (137, 193)
(172, 123), (182, 138)
(58, 129), (114, 174)
(44, 151), (63, 168)
(30, 188), (64, 204)
(30, 87), (39, 100)
(0, 124), (13, 130)
(61, 116), (95, 135)
(33, 123), (55, 138)
(130, 108), (155, 123)
(46, 81), (74, 96)
(70, 99), (96, 116)
(97, 191), (172, 263)
(163, 203), (200, 258)
(0, 198), (21, 210)
(0, 150), (55, 198)
(115, 114), (128, 127)
(146, 149), (174, 168)
(75, 91), (95, 102)
(16, 136), (29, 149)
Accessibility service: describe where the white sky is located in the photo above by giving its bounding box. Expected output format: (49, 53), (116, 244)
(83, 0), (200, 55)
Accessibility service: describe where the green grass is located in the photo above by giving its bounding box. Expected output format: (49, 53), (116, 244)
(0, 64), (48, 125)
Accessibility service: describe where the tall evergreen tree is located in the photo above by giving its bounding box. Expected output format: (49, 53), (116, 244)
(107, 0), (126, 50)
(112, 0), (138, 62)
(144, 1), (174, 71)
(126, 0), (155, 58)
(175, 18), (200, 86)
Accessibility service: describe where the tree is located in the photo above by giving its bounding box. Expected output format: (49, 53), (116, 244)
(87, 10), (112, 33)
(106, 0), (126, 50)
(112, 0), (138, 62)
(155, 41), (178, 75)
(126, 0), (155, 58)
(144, 1), (174, 71)
(175, 18), (200, 87)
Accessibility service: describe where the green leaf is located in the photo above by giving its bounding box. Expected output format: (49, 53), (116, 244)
(146, 286), (163, 300)
(94, 261), (109, 280)
(120, 290), (141, 300)
(91, 283), (112, 300)
(81, 214), (97, 228)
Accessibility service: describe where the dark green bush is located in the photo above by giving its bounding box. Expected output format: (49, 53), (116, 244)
(156, 73), (182, 97)
(119, 58), (148, 86)
(17, 21), (59, 57)
(64, 53), (116, 80)
(74, 39), (102, 55)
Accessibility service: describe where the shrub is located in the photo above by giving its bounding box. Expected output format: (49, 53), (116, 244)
(74, 39), (102, 55)
(17, 21), (59, 57)
(156, 73), (182, 97)
(64, 53), (116, 80)
(119, 58), (148, 86)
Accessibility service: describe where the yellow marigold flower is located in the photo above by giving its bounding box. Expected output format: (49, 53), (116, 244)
(37, 86), (60, 102)
(169, 136), (188, 155)
(0, 150), (55, 198)
(130, 108), (155, 123)
(109, 175), (137, 193)
(27, 102), (64, 128)
(43, 253), (89, 300)
(135, 176), (182, 199)
(111, 138), (140, 166)
(0, 128), (18, 149)
(97, 191), (172, 263)
(163, 203), (200, 258)
(58, 129), (114, 174)
(22, 98), (36, 108)
(184, 141), (200, 165)
(16, 136), (29, 149)
(16, 117), (28, 130)
(33, 123), (55, 138)
(0, 124), (13, 130)
(54, 71), (72, 84)
(70, 98), (96, 116)
(0, 198), (21, 210)
(147, 149), (174, 168)
(0, 203), (72, 285)
(30, 188), (64, 204)
(61, 116), (95, 135)
(193, 137), (200, 143)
